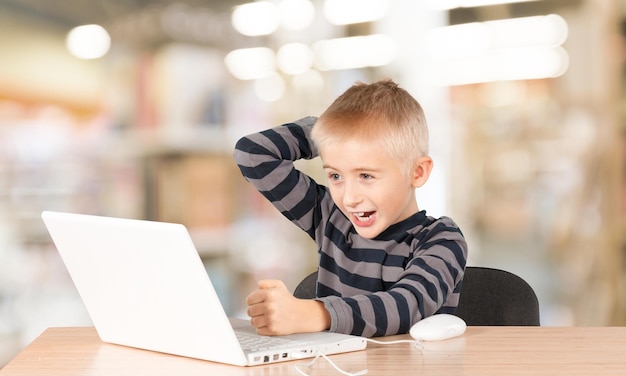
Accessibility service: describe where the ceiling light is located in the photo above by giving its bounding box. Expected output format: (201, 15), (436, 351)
(425, 0), (542, 10)
(425, 46), (569, 86)
(224, 47), (275, 80)
(231, 2), (280, 36)
(424, 14), (568, 59)
(277, 43), (314, 75)
(66, 24), (111, 60)
(323, 0), (389, 25)
(422, 14), (569, 85)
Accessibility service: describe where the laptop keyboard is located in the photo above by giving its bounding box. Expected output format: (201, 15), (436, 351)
(236, 331), (309, 352)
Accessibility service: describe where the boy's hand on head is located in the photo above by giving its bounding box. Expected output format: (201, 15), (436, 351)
(246, 279), (330, 336)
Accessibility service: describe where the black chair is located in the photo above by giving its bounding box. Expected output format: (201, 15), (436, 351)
(455, 266), (540, 326)
(293, 266), (540, 326)
(293, 271), (318, 300)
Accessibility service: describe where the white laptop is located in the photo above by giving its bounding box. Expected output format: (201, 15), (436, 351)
(41, 211), (366, 366)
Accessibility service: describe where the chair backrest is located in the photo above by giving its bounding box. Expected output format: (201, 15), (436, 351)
(455, 266), (540, 326)
(293, 266), (540, 326)
(293, 271), (318, 300)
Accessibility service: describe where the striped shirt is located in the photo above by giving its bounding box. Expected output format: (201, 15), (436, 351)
(233, 117), (468, 337)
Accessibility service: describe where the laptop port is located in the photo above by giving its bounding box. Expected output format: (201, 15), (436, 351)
(272, 354), (279, 361)
(263, 355), (269, 363)
(282, 353), (288, 358)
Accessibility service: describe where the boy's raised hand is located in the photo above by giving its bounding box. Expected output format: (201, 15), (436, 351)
(246, 279), (330, 336)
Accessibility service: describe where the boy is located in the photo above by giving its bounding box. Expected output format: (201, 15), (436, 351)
(233, 79), (467, 338)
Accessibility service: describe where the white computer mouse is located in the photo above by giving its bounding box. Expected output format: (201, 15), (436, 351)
(409, 314), (467, 341)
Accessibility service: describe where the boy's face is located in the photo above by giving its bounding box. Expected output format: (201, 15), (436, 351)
(319, 139), (431, 239)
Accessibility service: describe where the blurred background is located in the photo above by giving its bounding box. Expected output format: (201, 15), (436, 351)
(1, 0), (625, 367)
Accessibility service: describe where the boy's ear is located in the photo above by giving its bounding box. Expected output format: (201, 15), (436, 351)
(411, 156), (433, 188)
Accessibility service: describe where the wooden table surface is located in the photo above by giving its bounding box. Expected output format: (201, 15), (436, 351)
(1, 326), (625, 375)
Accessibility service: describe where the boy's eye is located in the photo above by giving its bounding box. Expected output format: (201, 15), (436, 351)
(360, 173), (373, 180)
(329, 173), (341, 181)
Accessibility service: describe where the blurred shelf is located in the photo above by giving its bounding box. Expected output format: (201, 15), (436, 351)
(102, 125), (235, 159)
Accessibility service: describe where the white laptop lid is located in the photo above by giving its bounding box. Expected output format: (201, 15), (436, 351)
(42, 211), (248, 366)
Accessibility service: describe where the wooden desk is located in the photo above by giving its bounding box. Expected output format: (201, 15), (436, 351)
(1, 326), (625, 376)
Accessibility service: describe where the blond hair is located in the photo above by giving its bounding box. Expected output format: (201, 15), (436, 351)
(311, 79), (429, 169)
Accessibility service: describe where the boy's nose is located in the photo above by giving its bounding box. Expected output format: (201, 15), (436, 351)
(342, 182), (363, 207)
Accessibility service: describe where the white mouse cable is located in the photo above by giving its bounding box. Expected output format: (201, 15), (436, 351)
(294, 350), (367, 376)
(365, 337), (424, 349)
(293, 338), (423, 376)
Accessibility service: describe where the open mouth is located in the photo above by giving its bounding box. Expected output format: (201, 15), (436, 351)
(353, 211), (375, 223)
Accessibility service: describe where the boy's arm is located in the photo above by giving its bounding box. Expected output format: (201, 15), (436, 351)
(319, 219), (467, 337)
(234, 117), (335, 335)
(233, 117), (323, 238)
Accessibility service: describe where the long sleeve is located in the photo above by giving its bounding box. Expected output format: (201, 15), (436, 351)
(233, 116), (324, 239)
